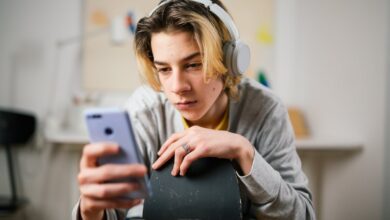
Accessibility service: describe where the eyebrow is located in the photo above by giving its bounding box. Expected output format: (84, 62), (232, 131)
(153, 52), (201, 66)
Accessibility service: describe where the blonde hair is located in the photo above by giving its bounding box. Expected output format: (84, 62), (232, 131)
(134, 0), (241, 98)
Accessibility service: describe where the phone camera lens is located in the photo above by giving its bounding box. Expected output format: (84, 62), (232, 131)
(105, 127), (113, 135)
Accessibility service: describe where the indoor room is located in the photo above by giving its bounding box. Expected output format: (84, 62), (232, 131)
(0, 0), (389, 220)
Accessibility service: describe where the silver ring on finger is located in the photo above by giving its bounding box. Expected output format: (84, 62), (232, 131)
(181, 144), (190, 155)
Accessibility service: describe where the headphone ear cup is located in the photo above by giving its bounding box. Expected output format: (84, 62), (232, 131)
(232, 41), (250, 75)
(223, 41), (250, 76)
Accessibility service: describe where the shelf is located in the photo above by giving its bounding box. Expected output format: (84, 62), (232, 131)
(44, 128), (88, 145)
(296, 138), (362, 151)
(45, 127), (363, 151)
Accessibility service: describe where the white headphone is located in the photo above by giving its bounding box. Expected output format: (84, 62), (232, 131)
(149, 0), (250, 76)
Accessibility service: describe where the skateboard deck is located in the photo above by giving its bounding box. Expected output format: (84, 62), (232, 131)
(143, 158), (242, 220)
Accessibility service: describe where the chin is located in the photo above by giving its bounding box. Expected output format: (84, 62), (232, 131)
(180, 111), (204, 123)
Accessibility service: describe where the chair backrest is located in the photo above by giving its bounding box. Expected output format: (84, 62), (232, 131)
(0, 109), (36, 145)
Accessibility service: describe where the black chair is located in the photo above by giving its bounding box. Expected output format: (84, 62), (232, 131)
(0, 108), (36, 215)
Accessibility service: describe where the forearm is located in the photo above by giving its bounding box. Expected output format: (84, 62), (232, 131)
(249, 181), (315, 220)
(238, 153), (316, 220)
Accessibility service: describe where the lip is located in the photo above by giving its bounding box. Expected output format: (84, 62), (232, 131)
(175, 100), (197, 110)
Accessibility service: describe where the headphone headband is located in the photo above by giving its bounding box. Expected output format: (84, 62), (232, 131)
(149, 0), (239, 40)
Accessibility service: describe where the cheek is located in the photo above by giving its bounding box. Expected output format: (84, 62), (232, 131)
(205, 82), (223, 100)
(158, 76), (169, 91)
(211, 81), (223, 93)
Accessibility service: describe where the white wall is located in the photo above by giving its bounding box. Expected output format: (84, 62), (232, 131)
(0, 0), (82, 114)
(0, 1), (82, 220)
(276, 0), (388, 219)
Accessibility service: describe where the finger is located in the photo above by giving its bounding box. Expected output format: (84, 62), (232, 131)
(154, 134), (191, 170)
(179, 148), (206, 176)
(80, 143), (120, 169)
(158, 131), (185, 155)
(171, 147), (187, 176)
(153, 139), (184, 170)
(80, 182), (140, 199)
(81, 196), (142, 211)
(152, 146), (176, 170)
(78, 164), (147, 184)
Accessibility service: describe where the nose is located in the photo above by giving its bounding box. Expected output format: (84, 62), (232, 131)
(170, 68), (190, 94)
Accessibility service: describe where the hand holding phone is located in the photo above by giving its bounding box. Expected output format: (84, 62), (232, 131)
(84, 108), (152, 199)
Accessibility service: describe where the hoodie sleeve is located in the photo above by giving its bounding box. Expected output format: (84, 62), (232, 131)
(237, 101), (316, 220)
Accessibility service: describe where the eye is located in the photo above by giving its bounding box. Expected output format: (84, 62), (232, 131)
(185, 62), (202, 71)
(156, 67), (171, 75)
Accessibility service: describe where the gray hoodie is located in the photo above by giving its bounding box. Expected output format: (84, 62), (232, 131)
(72, 77), (316, 220)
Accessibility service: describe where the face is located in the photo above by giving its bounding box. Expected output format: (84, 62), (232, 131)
(151, 31), (228, 128)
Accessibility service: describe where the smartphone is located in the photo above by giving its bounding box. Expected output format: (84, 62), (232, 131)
(84, 108), (151, 199)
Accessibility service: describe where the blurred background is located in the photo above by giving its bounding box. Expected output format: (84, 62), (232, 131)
(0, 0), (389, 219)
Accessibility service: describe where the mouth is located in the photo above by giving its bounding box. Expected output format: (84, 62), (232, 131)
(175, 100), (197, 110)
